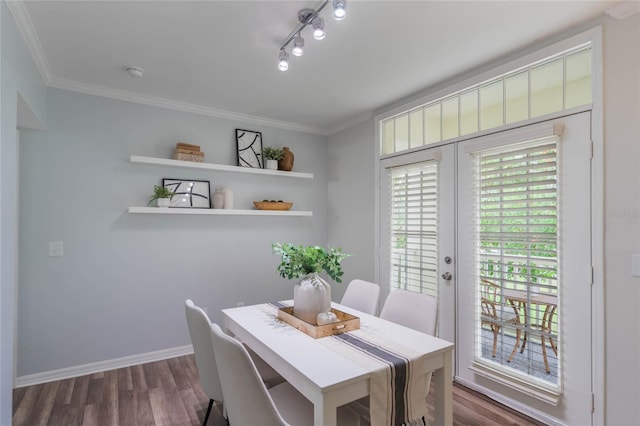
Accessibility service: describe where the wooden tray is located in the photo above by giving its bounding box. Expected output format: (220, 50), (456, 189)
(277, 307), (360, 338)
(253, 201), (293, 211)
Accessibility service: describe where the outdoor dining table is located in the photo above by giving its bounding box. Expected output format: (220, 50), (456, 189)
(222, 300), (454, 426)
(503, 289), (558, 373)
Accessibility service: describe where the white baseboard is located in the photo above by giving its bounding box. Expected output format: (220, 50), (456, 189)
(454, 377), (563, 426)
(14, 345), (194, 388)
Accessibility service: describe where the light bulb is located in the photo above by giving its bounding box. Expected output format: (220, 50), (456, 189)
(292, 34), (304, 57)
(333, 0), (346, 20)
(278, 49), (289, 71)
(312, 17), (326, 40)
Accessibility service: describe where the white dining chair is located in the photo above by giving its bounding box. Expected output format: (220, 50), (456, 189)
(380, 289), (438, 335)
(184, 299), (282, 425)
(209, 322), (360, 426)
(184, 299), (224, 426)
(340, 279), (381, 315)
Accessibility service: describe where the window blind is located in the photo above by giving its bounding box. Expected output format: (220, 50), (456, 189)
(388, 161), (439, 297)
(472, 137), (560, 387)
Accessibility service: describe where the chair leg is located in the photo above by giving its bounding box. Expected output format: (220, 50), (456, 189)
(508, 327), (521, 363)
(549, 336), (558, 355)
(203, 399), (214, 426)
(491, 325), (499, 357)
(541, 336), (550, 374)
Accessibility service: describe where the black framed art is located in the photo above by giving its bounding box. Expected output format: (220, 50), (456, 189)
(162, 179), (211, 208)
(236, 128), (263, 168)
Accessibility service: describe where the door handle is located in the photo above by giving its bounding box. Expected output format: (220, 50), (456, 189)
(441, 272), (452, 281)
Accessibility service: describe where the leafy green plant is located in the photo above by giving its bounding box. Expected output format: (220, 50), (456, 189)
(272, 243), (350, 283)
(263, 146), (284, 161)
(147, 185), (175, 205)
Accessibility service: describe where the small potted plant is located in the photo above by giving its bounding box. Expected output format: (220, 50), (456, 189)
(263, 146), (284, 170)
(272, 243), (350, 324)
(148, 185), (175, 207)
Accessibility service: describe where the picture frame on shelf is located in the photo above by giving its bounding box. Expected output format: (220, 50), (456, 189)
(235, 128), (263, 168)
(162, 178), (211, 208)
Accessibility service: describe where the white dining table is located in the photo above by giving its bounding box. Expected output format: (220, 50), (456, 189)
(222, 301), (454, 426)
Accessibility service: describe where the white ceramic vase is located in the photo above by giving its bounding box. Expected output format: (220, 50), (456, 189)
(157, 198), (170, 208)
(266, 159), (278, 170)
(293, 273), (331, 325)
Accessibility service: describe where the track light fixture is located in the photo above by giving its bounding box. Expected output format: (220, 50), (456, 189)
(277, 0), (347, 71)
(291, 34), (304, 56)
(312, 16), (326, 40)
(278, 49), (289, 71)
(333, 0), (346, 20)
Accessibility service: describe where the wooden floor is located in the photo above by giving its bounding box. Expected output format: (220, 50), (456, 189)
(13, 354), (545, 426)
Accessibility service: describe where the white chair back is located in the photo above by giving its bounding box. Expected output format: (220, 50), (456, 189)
(210, 323), (288, 426)
(380, 289), (437, 335)
(184, 299), (224, 403)
(340, 279), (381, 315)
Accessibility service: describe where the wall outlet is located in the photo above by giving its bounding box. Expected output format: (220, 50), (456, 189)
(49, 241), (64, 257)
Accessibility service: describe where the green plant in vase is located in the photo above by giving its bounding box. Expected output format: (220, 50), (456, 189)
(272, 243), (350, 324)
(148, 185), (175, 207)
(263, 146), (284, 170)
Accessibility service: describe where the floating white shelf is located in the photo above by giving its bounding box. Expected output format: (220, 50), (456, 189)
(128, 207), (313, 217)
(130, 155), (314, 179)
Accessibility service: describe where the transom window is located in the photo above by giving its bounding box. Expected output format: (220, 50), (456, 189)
(380, 46), (591, 156)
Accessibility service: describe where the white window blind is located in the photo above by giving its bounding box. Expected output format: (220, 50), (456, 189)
(472, 137), (560, 388)
(388, 161), (439, 297)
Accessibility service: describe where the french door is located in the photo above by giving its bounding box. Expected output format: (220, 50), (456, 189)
(456, 113), (593, 424)
(379, 112), (593, 424)
(379, 144), (455, 344)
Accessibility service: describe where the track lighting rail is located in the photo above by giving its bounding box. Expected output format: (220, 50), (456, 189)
(279, 1), (329, 52)
(277, 0), (347, 71)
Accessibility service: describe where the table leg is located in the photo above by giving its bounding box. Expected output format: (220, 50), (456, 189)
(314, 399), (337, 426)
(433, 352), (453, 426)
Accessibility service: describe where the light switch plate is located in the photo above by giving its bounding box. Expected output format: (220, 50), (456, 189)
(632, 254), (640, 278)
(49, 241), (64, 257)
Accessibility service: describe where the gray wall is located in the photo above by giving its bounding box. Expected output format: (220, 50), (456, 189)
(327, 118), (376, 302)
(17, 88), (329, 376)
(1, 1), (47, 423)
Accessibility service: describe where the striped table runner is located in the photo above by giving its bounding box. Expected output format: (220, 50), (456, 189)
(269, 302), (429, 426)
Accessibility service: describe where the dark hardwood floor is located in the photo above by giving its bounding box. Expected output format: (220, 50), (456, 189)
(13, 354), (545, 426)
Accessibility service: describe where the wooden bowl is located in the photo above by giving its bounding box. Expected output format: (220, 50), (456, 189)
(253, 201), (293, 211)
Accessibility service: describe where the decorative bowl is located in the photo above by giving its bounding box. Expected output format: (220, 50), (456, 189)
(253, 201), (293, 211)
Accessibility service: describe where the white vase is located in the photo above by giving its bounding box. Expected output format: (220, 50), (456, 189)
(223, 187), (234, 209)
(212, 190), (224, 209)
(293, 273), (331, 325)
(157, 198), (170, 208)
(266, 159), (278, 170)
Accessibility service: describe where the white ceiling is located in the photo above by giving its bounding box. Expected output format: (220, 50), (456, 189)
(13, 1), (618, 135)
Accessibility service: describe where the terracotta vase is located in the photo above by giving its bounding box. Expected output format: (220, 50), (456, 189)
(293, 273), (331, 325)
(278, 147), (294, 171)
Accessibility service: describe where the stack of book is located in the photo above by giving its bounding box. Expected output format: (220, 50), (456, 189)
(173, 142), (204, 162)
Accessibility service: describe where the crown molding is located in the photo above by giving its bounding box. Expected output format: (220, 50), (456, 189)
(49, 77), (328, 135)
(605, 1), (640, 20)
(5, 0), (52, 85)
(7, 1), (335, 136)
